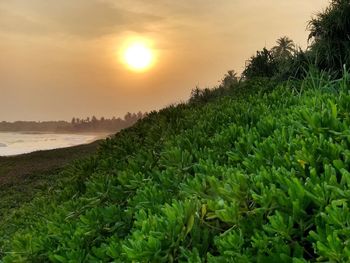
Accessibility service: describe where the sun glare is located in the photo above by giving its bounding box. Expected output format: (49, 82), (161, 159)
(123, 42), (153, 71)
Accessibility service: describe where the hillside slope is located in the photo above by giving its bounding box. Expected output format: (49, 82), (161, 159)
(0, 141), (101, 218)
(2, 73), (350, 262)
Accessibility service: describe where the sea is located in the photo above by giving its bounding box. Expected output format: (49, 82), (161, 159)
(0, 132), (102, 156)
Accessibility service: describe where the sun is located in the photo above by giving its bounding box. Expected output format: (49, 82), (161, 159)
(123, 42), (153, 71)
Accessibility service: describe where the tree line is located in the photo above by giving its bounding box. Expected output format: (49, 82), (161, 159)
(0, 112), (146, 133)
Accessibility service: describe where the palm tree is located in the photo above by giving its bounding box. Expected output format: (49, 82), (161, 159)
(272, 37), (295, 60)
(221, 70), (239, 87)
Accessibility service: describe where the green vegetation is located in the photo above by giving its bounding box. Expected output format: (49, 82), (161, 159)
(2, 0), (350, 262)
(308, 0), (350, 74)
(1, 71), (350, 262)
(0, 141), (101, 218)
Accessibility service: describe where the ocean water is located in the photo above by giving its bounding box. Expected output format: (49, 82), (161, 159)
(0, 132), (100, 156)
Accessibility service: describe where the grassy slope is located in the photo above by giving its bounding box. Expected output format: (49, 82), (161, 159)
(0, 141), (101, 216)
(2, 74), (350, 262)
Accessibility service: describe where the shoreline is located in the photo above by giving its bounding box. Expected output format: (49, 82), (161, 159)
(87, 132), (113, 142)
(0, 132), (112, 157)
(0, 130), (114, 135)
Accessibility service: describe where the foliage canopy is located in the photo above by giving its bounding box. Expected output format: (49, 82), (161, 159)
(308, 0), (350, 73)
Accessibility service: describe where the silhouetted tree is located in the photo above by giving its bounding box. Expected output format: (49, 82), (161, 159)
(243, 48), (278, 79)
(137, 111), (143, 119)
(272, 37), (295, 60)
(221, 70), (239, 87)
(0, 113), (145, 133)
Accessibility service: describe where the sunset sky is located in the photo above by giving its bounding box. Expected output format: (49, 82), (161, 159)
(0, 0), (328, 121)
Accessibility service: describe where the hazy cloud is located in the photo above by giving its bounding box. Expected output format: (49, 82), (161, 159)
(0, 8), (51, 35)
(0, 0), (162, 38)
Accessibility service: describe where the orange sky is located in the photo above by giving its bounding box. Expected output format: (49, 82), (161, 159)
(0, 0), (328, 121)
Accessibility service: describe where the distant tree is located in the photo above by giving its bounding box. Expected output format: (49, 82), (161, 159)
(272, 37), (295, 60)
(0, 112), (144, 133)
(137, 111), (143, 119)
(242, 48), (278, 79)
(271, 37), (307, 80)
(124, 112), (132, 122)
(220, 70), (239, 87)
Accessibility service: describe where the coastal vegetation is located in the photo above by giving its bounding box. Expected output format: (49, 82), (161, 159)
(1, 0), (350, 262)
(0, 140), (101, 218)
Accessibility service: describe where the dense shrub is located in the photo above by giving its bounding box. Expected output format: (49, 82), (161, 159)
(308, 0), (350, 74)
